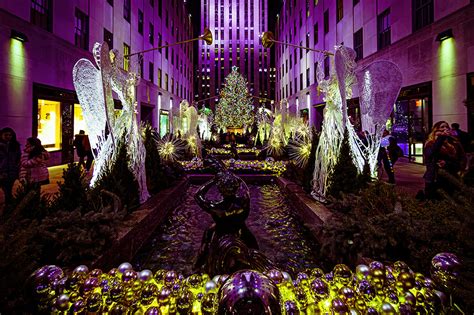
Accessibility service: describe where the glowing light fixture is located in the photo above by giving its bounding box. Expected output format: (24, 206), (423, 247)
(11, 29), (28, 42)
(435, 29), (453, 42)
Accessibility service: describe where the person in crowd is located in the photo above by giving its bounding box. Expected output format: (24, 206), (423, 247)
(378, 136), (404, 184)
(82, 133), (94, 172)
(423, 121), (466, 199)
(19, 137), (50, 186)
(387, 137), (404, 166)
(0, 127), (21, 206)
(73, 130), (86, 169)
(451, 123), (471, 153)
(73, 130), (94, 172)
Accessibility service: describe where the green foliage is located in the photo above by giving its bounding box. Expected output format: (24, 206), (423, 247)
(357, 158), (373, 189)
(215, 66), (254, 129)
(142, 123), (167, 194)
(52, 162), (89, 212)
(319, 179), (474, 311)
(93, 140), (140, 211)
(327, 129), (360, 197)
(6, 181), (52, 220)
(0, 174), (127, 312)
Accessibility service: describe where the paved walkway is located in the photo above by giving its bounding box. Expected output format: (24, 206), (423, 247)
(0, 159), (426, 213)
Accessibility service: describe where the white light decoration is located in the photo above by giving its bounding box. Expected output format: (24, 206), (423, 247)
(198, 107), (213, 140)
(306, 93), (311, 127)
(311, 45), (402, 201)
(157, 93), (162, 132)
(158, 133), (185, 162)
(73, 42), (150, 203)
(296, 98), (299, 117)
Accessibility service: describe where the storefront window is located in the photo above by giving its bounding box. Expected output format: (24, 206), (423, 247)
(37, 99), (61, 151)
(159, 110), (169, 138)
(392, 97), (430, 163)
(74, 104), (88, 135)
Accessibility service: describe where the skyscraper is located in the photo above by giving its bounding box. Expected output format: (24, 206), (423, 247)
(196, 0), (270, 111)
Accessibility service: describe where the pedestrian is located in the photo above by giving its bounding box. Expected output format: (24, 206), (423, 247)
(423, 121), (466, 199)
(0, 127), (21, 207)
(450, 123), (471, 153)
(73, 130), (86, 169)
(19, 137), (50, 186)
(381, 136), (403, 184)
(82, 133), (94, 172)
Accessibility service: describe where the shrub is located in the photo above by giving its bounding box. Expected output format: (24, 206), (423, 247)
(320, 179), (474, 311)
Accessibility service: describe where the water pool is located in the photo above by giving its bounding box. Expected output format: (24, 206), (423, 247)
(132, 183), (320, 276)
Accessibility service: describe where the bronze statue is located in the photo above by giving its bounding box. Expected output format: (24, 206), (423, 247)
(194, 158), (271, 275)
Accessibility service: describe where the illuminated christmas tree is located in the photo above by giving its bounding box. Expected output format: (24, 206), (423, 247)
(215, 66), (254, 130)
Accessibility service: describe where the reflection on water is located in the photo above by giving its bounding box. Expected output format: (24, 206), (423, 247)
(132, 184), (320, 276)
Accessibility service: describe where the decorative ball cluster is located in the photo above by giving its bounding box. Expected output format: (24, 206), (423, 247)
(29, 253), (459, 314)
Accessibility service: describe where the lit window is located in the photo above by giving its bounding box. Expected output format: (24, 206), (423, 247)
(37, 99), (61, 151)
(123, 43), (130, 71)
(74, 104), (88, 135)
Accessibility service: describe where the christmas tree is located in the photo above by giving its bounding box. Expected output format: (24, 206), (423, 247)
(215, 66), (254, 130)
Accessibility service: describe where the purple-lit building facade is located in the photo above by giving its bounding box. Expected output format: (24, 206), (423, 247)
(196, 0), (273, 110)
(0, 0), (193, 165)
(275, 0), (474, 161)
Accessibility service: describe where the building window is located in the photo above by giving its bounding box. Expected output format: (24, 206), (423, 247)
(124, 0), (131, 22)
(149, 23), (154, 45)
(138, 10), (144, 35)
(104, 28), (113, 49)
(75, 8), (89, 50)
(378, 9), (391, 50)
(158, 0), (162, 17)
(324, 9), (329, 34)
(157, 68), (162, 88)
(149, 62), (154, 83)
(107, 0), (113, 6)
(74, 104), (87, 136)
(300, 73), (303, 90)
(31, 0), (52, 31)
(336, 0), (343, 22)
(412, 0), (433, 32)
(314, 23), (318, 45)
(165, 73), (169, 90)
(37, 99), (61, 151)
(353, 28), (363, 61)
(171, 78), (175, 93)
(324, 56), (330, 78)
(353, 0), (359, 5)
(123, 43), (130, 71)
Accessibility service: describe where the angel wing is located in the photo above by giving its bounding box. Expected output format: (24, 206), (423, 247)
(72, 59), (106, 156)
(356, 61), (402, 134)
(335, 46), (357, 126)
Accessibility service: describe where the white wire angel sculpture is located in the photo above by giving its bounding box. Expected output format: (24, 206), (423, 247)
(72, 42), (150, 203)
(311, 45), (402, 201)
